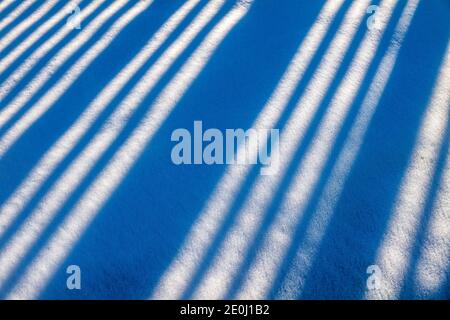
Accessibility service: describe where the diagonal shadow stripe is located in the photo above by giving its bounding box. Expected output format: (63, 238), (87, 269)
(261, 0), (410, 300)
(5, 0), (253, 300)
(0, 1), (149, 155)
(0, 0), (107, 93)
(151, 0), (355, 300)
(0, 0), (38, 34)
(0, 0), (60, 53)
(293, 0), (448, 299)
(225, 0), (404, 300)
(188, 0), (371, 300)
(0, 0), (20, 17)
(0, 0), (231, 297)
(29, 0), (326, 300)
(0, 0), (82, 75)
(0, 0), (207, 293)
(0, 0), (236, 299)
(180, 0), (357, 300)
(400, 112), (450, 299)
(413, 140), (450, 299)
(0, 0), (119, 126)
(274, 0), (421, 299)
(369, 40), (450, 299)
(0, 0), (154, 291)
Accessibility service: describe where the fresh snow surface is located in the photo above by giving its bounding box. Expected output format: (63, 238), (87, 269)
(0, 0), (449, 299)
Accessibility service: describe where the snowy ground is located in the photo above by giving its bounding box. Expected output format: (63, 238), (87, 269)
(0, 0), (449, 300)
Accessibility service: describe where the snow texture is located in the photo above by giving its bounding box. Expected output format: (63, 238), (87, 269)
(0, 0), (449, 299)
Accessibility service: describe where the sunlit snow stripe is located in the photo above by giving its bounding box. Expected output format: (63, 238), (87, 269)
(368, 40), (450, 300)
(151, 0), (354, 300)
(415, 139), (450, 296)
(0, 0), (37, 32)
(0, 0), (224, 247)
(0, 0), (153, 289)
(0, 0), (82, 75)
(0, 0), (104, 103)
(264, 0), (419, 300)
(0, 0), (18, 16)
(0, 0), (123, 130)
(236, 0), (404, 299)
(0, 0), (142, 156)
(6, 0), (251, 300)
(0, 0), (60, 52)
(0, 0), (201, 254)
(191, 0), (374, 300)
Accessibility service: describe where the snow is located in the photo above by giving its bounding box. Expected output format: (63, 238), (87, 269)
(0, 0), (449, 300)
